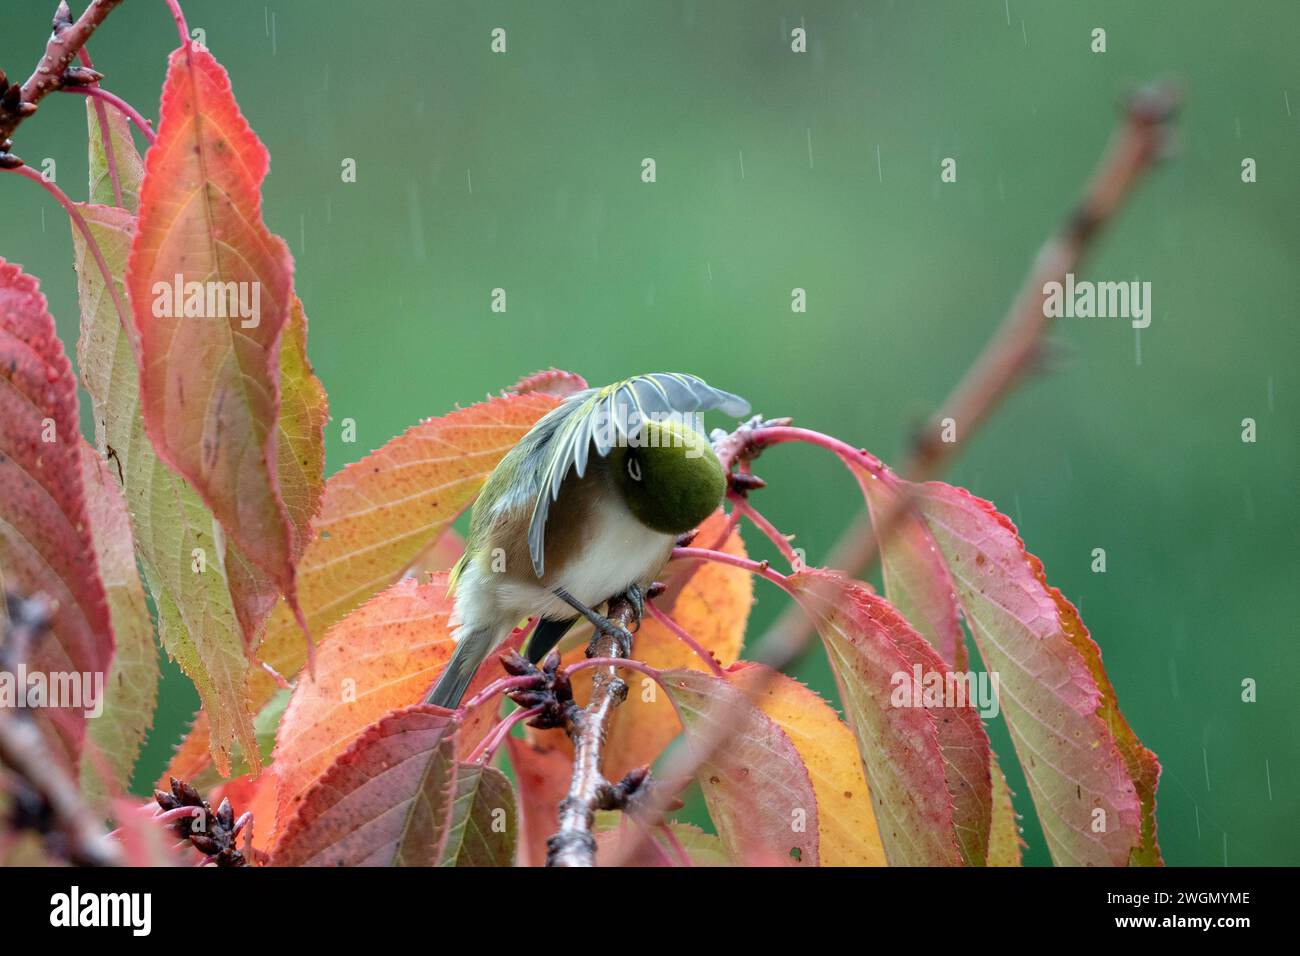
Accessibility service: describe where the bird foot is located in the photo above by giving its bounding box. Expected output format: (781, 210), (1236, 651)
(553, 586), (637, 656)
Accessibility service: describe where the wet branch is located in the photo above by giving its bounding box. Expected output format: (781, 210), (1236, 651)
(508, 594), (653, 867)
(0, 0), (125, 168)
(753, 83), (1181, 668)
(0, 594), (122, 866)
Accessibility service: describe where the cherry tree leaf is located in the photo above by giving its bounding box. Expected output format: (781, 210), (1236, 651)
(272, 706), (460, 867)
(79, 443), (159, 797)
(849, 455), (1025, 865)
(510, 368), (588, 398)
(726, 661), (885, 866)
(660, 668), (819, 866)
(87, 97), (145, 211)
(126, 45), (300, 605)
(913, 482), (1162, 866)
(851, 457), (967, 669)
(439, 764), (517, 867)
(787, 569), (991, 866)
(270, 578), (457, 846)
(224, 296), (327, 642)
(71, 202), (256, 775)
(0, 259), (114, 766)
(527, 509), (751, 779)
(987, 752), (1025, 866)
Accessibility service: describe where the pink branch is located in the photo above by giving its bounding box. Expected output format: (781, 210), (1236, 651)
(461, 674), (544, 713)
(467, 705), (543, 764)
(76, 47), (122, 208)
(7, 165), (135, 345)
(565, 656), (663, 684)
(670, 546), (792, 591)
(647, 602), (724, 677)
(163, 0), (191, 48)
(61, 86), (157, 144)
(730, 494), (801, 567)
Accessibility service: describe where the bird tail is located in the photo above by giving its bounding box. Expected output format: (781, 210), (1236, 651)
(427, 625), (498, 709)
(526, 616), (578, 664)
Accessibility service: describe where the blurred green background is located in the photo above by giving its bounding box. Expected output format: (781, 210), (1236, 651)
(2, 1), (1296, 866)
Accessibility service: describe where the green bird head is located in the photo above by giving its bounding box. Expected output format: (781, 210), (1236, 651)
(472, 372), (750, 577)
(609, 419), (727, 535)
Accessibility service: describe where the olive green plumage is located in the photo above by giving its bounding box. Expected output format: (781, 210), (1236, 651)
(609, 419), (726, 534)
(428, 372), (749, 708)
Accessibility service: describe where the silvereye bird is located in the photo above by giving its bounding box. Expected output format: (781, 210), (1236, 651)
(427, 372), (750, 708)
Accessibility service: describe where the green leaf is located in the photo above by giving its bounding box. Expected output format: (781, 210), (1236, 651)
(79, 442), (159, 798)
(70, 202), (257, 776)
(86, 96), (144, 211)
(986, 751), (1025, 866)
(439, 764), (517, 867)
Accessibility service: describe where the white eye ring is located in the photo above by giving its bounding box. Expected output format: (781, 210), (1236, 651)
(626, 457), (642, 482)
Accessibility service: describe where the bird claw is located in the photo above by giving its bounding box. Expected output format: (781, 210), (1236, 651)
(623, 583), (645, 632)
(595, 621), (634, 657)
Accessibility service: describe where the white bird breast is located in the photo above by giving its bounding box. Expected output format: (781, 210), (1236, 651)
(452, 491), (674, 639)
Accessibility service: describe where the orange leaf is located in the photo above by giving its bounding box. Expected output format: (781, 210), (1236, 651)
(269, 578), (457, 847)
(0, 259), (114, 767)
(267, 573), (520, 847)
(126, 45), (299, 603)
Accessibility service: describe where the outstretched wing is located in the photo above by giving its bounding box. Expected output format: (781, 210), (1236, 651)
(526, 372), (750, 576)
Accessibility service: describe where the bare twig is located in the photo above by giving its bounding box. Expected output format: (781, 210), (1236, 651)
(753, 83), (1181, 669)
(0, 594), (122, 866)
(0, 1), (126, 167)
(540, 594), (650, 867)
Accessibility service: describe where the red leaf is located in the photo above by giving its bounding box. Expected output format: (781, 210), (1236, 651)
(272, 705), (460, 866)
(507, 737), (571, 867)
(126, 45), (300, 607)
(0, 259), (114, 766)
(851, 457), (968, 669)
(913, 483), (1161, 865)
(660, 668), (820, 866)
(787, 569), (991, 865)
